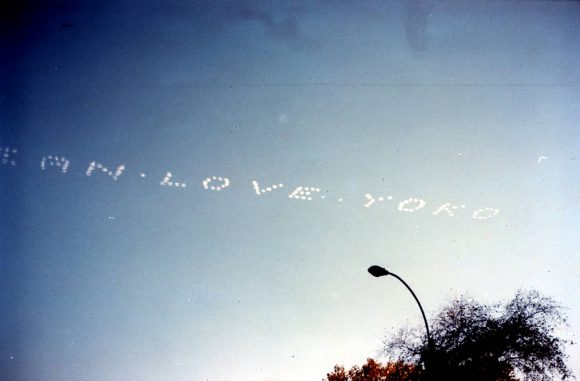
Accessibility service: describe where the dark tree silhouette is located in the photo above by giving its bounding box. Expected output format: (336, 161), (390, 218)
(384, 290), (572, 381)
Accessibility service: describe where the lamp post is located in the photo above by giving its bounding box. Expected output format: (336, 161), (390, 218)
(368, 265), (434, 376)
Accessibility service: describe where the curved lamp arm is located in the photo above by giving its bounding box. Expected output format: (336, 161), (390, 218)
(368, 265), (433, 354)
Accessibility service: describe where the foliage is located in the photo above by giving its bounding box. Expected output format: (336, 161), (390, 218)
(384, 290), (572, 380)
(325, 358), (421, 381)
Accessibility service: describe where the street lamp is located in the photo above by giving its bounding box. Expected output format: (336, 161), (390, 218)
(368, 265), (434, 373)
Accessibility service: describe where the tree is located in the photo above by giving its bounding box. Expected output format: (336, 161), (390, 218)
(384, 290), (572, 380)
(325, 358), (421, 381)
(327, 365), (348, 381)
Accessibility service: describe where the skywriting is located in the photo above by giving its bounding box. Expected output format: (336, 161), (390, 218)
(2, 146), (500, 221)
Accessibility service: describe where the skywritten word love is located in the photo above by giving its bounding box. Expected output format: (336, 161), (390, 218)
(1, 146), (500, 220)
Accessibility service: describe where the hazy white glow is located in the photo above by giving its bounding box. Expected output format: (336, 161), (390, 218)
(288, 186), (321, 201)
(202, 176), (230, 191)
(472, 208), (501, 220)
(40, 155), (70, 173)
(432, 203), (467, 217)
(1, 146), (17, 166)
(397, 198), (426, 212)
(160, 172), (187, 188)
(85, 161), (125, 180)
(364, 194), (376, 208)
(252, 180), (284, 195)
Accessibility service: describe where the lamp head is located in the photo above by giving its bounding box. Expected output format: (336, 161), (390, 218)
(368, 265), (391, 277)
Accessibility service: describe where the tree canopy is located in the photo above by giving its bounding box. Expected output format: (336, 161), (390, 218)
(326, 290), (572, 381)
(326, 358), (421, 381)
(385, 290), (572, 380)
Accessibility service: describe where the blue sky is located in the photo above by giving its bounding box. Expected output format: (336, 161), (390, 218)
(1, 1), (579, 380)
